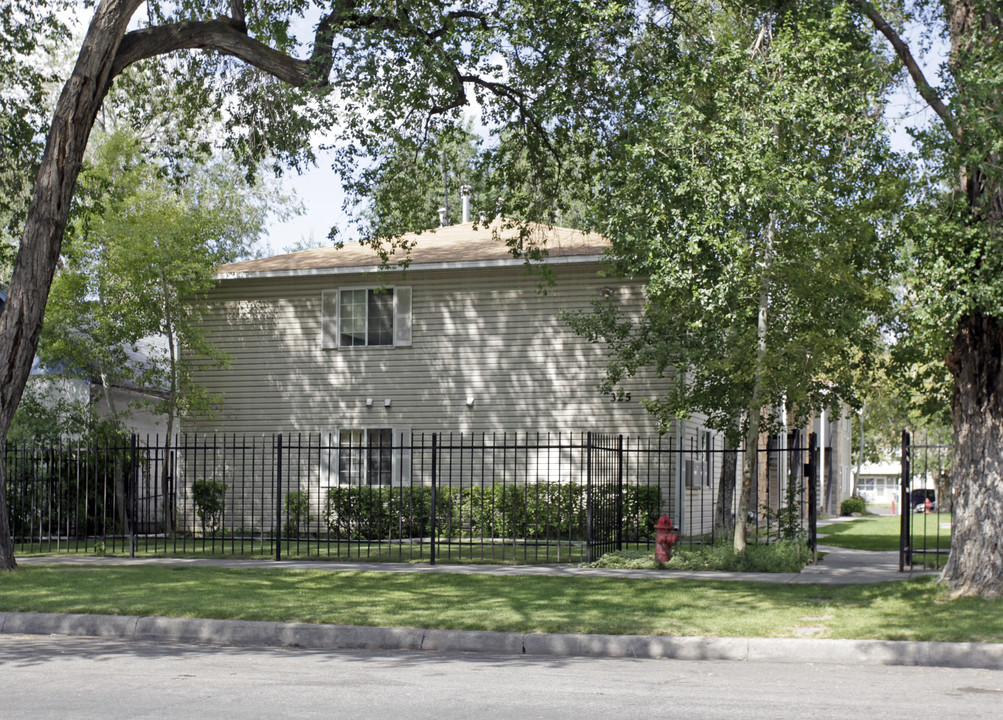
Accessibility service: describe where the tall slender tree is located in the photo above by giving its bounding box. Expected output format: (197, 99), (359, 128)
(567, 1), (905, 550)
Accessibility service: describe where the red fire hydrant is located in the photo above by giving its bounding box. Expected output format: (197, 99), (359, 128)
(654, 515), (679, 563)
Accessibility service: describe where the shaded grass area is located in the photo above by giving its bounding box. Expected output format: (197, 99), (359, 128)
(1, 565), (1000, 643)
(13, 540), (652, 566)
(819, 515), (951, 553)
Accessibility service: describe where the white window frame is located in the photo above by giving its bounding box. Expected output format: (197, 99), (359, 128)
(320, 427), (412, 487)
(321, 285), (412, 350)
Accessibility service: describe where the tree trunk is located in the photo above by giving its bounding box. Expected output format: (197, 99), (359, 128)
(941, 314), (1003, 597)
(735, 210), (776, 553)
(159, 270), (178, 535)
(0, 0), (145, 571)
(735, 407), (760, 553)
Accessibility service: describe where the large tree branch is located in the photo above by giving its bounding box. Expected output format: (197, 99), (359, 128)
(852, 0), (961, 143)
(113, 17), (321, 87)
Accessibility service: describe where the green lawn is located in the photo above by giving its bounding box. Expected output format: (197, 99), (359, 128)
(1, 565), (1000, 643)
(819, 515), (951, 552)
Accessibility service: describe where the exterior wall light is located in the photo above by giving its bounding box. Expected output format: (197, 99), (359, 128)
(466, 396), (475, 407)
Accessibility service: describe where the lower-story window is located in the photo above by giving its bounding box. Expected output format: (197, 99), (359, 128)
(339, 428), (392, 486)
(323, 428), (410, 486)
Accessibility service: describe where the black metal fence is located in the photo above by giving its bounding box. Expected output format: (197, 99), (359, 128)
(900, 430), (953, 571)
(6, 431), (816, 564)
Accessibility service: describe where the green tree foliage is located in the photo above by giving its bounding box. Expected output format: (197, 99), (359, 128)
(41, 128), (275, 434)
(0, 2), (70, 278)
(343, 123), (485, 242)
(341, 121), (595, 266)
(566, 1), (905, 547)
(8, 381), (125, 446)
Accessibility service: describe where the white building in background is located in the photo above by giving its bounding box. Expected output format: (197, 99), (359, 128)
(855, 461), (901, 506)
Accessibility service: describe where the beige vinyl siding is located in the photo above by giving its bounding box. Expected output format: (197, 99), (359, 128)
(188, 262), (667, 437)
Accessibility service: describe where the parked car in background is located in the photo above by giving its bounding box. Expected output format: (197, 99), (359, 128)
(910, 488), (936, 513)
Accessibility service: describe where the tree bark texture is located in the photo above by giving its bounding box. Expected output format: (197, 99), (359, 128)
(942, 315), (1003, 597)
(734, 408), (759, 553)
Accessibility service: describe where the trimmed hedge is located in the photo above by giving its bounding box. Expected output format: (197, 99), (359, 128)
(323, 482), (662, 542)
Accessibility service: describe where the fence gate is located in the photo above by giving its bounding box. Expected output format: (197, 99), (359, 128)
(900, 430), (953, 571)
(585, 432), (623, 562)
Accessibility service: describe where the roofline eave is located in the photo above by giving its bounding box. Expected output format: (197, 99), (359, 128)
(216, 254), (608, 281)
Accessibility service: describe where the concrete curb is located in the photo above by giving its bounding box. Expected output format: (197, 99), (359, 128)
(3, 611), (1002, 670)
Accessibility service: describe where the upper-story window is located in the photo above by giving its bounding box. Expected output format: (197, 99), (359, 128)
(341, 288), (393, 346)
(321, 285), (411, 349)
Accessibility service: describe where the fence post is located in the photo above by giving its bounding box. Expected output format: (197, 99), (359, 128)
(430, 433), (437, 566)
(585, 432), (593, 563)
(275, 433), (283, 562)
(900, 429), (911, 572)
(129, 434), (137, 559)
(616, 434), (624, 552)
(807, 432), (818, 564)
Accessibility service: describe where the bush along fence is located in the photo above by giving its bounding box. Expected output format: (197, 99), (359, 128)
(5, 431), (817, 564)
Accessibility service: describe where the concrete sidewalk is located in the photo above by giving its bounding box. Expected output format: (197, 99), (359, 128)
(4, 544), (984, 670)
(15, 543), (935, 584)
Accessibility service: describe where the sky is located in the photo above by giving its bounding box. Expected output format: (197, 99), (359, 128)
(265, 150), (350, 255)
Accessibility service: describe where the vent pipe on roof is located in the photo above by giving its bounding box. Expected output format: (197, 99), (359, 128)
(438, 207), (448, 226)
(460, 185), (471, 223)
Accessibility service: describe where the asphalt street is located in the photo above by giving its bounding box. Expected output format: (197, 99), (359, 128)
(3, 634), (1003, 720)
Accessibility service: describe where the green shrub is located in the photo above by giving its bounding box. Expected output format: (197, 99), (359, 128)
(191, 479), (228, 535)
(760, 475), (806, 542)
(7, 430), (135, 539)
(283, 491), (315, 538)
(323, 481), (662, 542)
(840, 494), (867, 516)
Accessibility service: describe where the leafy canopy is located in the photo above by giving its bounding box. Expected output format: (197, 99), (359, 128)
(567, 1), (907, 438)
